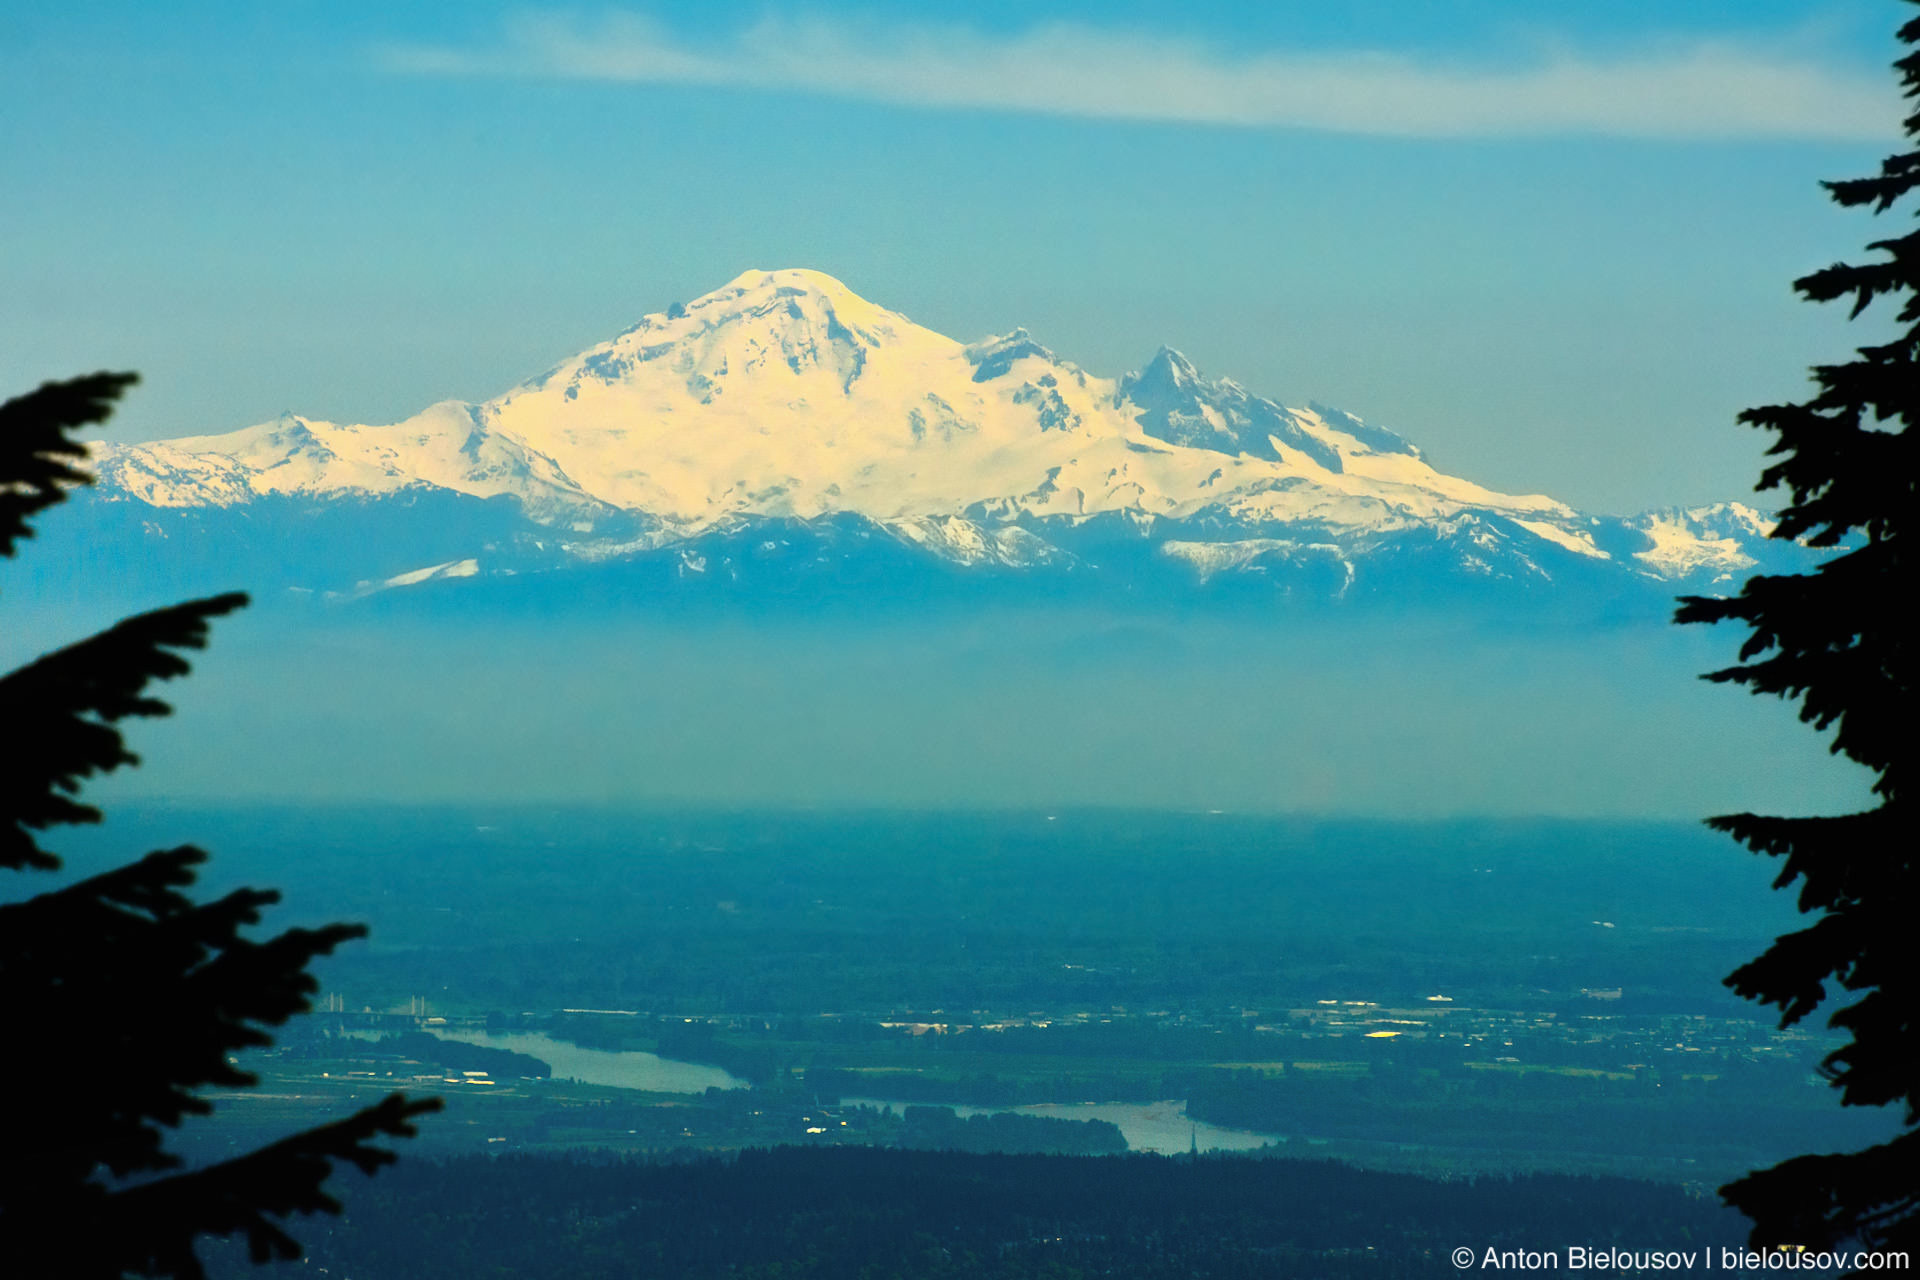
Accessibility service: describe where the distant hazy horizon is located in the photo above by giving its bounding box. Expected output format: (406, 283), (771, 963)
(31, 602), (1858, 820)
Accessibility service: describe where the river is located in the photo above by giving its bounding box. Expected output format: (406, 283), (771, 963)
(434, 1028), (746, 1093)
(416, 1032), (1285, 1152)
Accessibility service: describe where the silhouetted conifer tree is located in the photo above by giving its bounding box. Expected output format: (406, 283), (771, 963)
(1676, 4), (1919, 1254)
(0, 373), (439, 1278)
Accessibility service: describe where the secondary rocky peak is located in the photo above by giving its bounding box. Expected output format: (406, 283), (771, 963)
(1133, 346), (1201, 391)
(964, 328), (1060, 382)
(1120, 348), (1339, 469)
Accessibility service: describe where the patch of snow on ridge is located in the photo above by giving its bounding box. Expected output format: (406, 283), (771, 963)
(1631, 505), (1772, 581)
(89, 403), (598, 522)
(389, 558), (479, 587)
(345, 558), (480, 599)
(1706, 502), (1777, 540)
(888, 515), (1070, 567)
(87, 439), (259, 508)
(1161, 538), (1347, 584)
(1510, 518), (1610, 560)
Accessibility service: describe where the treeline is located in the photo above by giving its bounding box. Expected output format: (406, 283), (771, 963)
(1186, 1066), (1896, 1166)
(887, 1105), (1128, 1156)
(199, 1146), (1745, 1280)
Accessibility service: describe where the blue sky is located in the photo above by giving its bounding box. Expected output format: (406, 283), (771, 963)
(2, 0), (1907, 512)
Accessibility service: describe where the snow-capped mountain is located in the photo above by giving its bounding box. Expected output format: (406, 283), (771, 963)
(74, 268), (1786, 605)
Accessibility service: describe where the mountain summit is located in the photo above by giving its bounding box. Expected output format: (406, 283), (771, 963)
(78, 269), (1778, 601)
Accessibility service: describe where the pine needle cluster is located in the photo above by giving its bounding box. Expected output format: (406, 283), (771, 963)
(0, 373), (438, 1279)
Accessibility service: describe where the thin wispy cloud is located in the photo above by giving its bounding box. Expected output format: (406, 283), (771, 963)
(377, 11), (1896, 142)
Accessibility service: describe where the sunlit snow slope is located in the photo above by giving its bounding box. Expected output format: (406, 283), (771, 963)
(84, 268), (1778, 596)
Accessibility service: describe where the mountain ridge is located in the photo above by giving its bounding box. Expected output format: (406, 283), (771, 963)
(75, 268), (1784, 602)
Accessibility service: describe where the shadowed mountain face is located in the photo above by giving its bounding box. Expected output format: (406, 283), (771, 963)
(54, 268), (1791, 608)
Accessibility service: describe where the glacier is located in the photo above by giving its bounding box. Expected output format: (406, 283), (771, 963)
(61, 267), (1795, 607)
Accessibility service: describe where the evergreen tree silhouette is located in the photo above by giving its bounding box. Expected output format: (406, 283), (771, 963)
(0, 373), (440, 1278)
(1676, 4), (1919, 1254)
